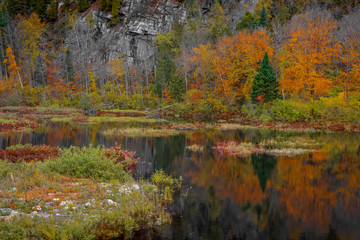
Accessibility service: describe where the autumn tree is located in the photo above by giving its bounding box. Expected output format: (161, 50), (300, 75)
(109, 55), (125, 103)
(18, 12), (45, 86)
(337, 8), (360, 103)
(3, 45), (23, 91)
(277, 11), (339, 100)
(190, 43), (215, 102)
(213, 30), (274, 103)
(250, 52), (280, 103)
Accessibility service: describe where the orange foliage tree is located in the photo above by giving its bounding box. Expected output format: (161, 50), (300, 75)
(212, 30), (274, 102)
(277, 11), (340, 100)
(1, 45), (23, 95)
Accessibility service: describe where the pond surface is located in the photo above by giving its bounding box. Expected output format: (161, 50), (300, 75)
(1, 121), (360, 240)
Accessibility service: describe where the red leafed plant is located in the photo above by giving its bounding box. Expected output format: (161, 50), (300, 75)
(256, 94), (265, 103)
(0, 145), (60, 163)
(103, 142), (139, 173)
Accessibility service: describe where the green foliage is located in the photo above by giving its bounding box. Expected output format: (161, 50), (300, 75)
(78, 93), (94, 111)
(4, 0), (27, 16)
(168, 74), (186, 101)
(45, 145), (129, 182)
(237, 11), (257, 31)
(61, 0), (71, 12)
(3, 92), (22, 106)
(109, 0), (122, 26)
(35, 0), (46, 19)
(207, 2), (229, 43)
(0, 11), (9, 28)
(47, 0), (58, 22)
(258, 6), (268, 27)
(78, 0), (90, 12)
(151, 170), (182, 206)
(65, 49), (75, 83)
(250, 53), (280, 104)
(271, 99), (311, 121)
(154, 22), (182, 98)
(0, 213), (95, 240)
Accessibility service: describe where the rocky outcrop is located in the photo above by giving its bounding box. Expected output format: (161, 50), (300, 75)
(80, 0), (186, 69)
(68, 0), (256, 70)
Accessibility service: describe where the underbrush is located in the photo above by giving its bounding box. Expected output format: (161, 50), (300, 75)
(0, 145), (59, 163)
(0, 144), (181, 239)
(46, 145), (131, 182)
(241, 95), (360, 124)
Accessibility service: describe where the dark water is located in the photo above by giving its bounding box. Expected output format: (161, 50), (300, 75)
(1, 121), (360, 240)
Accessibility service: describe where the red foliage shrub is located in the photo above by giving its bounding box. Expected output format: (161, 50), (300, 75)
(0, 120), (38, 131)
(0, 145), (60, 163)
(103, 143), (139, 173)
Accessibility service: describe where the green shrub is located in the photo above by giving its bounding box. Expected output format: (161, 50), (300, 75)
(78, 94), (94, 111)
(45, 146), (129, 182)
(271, 99), (310, 121)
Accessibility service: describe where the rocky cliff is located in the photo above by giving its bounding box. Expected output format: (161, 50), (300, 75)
(68, 0), (257, 70)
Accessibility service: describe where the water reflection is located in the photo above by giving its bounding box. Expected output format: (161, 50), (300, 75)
(0, 122), (359, 239)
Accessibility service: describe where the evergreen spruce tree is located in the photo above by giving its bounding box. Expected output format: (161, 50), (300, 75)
(99, 0), (107, 11)
(109, 0), (122, 26)
(78, 0), (90, 12)
(250, 52), (280, 103)
(47, 0), (58, 22)
(236, 11), (256, 31)
(258, 6), (268, 27)
(0, 11), (8, 29)
(61, 0), (70, 12)
(65, 49), (75, 83)
(35, 0), (47, 19)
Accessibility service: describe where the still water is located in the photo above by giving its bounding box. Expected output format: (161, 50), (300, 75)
(1, 121), (359, 240)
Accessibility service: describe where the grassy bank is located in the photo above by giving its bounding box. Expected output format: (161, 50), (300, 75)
(0, 145), (181, 239)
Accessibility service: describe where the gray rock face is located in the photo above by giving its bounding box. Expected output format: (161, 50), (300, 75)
(68, 0), (256, 70)
(83, 0), (186, 69)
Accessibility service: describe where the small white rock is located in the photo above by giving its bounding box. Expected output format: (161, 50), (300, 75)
(106, 199), (118, 206)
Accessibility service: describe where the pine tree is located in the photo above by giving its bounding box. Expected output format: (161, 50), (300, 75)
(237, 11), (256, 31)
(258, 6), (268, 27)
(47, 0), (58, 22)
(250, 52), (280, 103)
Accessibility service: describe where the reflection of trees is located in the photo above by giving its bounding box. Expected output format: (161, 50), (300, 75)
(276, 154), (337, 232)
(251, 154), (277, 192)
